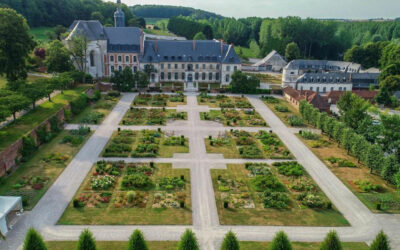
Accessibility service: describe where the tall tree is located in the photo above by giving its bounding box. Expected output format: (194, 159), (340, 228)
(178, 229), (199, 250)
(127, 229), (148, 250)
(0, 8), (35, 81)
(230, 71), (260, 94)
(23, 228), (47, 250)
(220, 231), (239, 250)
(193, 32), (207, 40)
(269, 231), (292, 250)
(0, 91), (30, 121)
(370, 231), (391, 250)
(285, 42), (300, 62)
(77, 229), (96, 250)
(319, 231), (342, 250)
(337, 92), (371, 131)
(68, 35), (89, 79)
(18, 81), (47, 109)
(46, 40), (73, 73)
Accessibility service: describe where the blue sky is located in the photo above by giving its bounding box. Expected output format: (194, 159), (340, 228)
(109, 0), (400, 19)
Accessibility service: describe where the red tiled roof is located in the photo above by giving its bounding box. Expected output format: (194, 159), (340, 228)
(284, 86), (330, 111)
(325, 90), (378, 104)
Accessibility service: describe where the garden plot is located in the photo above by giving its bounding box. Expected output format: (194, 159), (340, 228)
(197, 93), (253, 108)
(58, 162), (192, 225)
(211, 163), (348, 226)
(205, 130), (293, 159)
(200, 109), (267, 127)
(71, 92), (121, 124)
(0, 127), (91, 210)
(261, 96), (305, 127)
(121, 108), (187, 126)
(133, 93), (186, 107)
(298, 130), (400, 213)
(103, 130), (189, 158)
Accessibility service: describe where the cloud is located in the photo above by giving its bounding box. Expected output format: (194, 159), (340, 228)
(109, 0), (400, 19)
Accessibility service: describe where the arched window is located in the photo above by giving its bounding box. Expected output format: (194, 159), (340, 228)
(90, 51), (95, 67)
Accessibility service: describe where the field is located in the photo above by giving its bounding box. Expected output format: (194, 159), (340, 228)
(71, 94), (120, 124)
(205, 130), (293, 159)
(212, 164), (348, 226)
(102, 130), (189, 158)
(58, 163), (192, 225)
(200, 109), (267, 127)
(298, 132), (400, 213)
(0, 128), (91, 210)
(29, 27), (53, 43)
(46, 241), (178, 250)
(251, 73), (282, 84)
(0, 86), (89, 152)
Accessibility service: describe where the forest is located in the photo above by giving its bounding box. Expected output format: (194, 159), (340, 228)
(131, 4), (223, 20)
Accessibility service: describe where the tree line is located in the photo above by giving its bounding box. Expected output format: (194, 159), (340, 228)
(300, 93), (400, 191)
(167, 16), (213, 40)
(131, 5), (223, 20)
(21, 227), (391, 250)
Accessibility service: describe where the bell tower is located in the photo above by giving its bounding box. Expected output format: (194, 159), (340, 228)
(114, 0), (125, 27)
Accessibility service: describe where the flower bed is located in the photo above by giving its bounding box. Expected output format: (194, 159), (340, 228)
(133, 93), (186, 107)
(201, 109), (267, 127)
(122, 108), (187, 126)
(197, 93), (253, 108)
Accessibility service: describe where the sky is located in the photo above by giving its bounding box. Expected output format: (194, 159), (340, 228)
(108, 0), (400, 19)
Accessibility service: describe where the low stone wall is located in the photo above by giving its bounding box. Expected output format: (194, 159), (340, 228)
(0, 105), (70, 177)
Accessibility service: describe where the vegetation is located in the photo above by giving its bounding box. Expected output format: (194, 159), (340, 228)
(319, 231), (342, 250)
(168, 16), (213, 40)
(59, 163), (191, 225)
(131, 5), (223, 20)
(230, 71), (260, 94)
(122, 108), (186, 126)
(46, 241), (178, 250)
(270, 231), (292, 250)
(221, 231), (240, 250)
(178, 229), (199, 250)
(128, 229), (149, 250)
(370, 231), (390, 250)
(133, 93), (186, 107)
(198, 94), (253, 109)
(77, 229), (96, 250)
(23, 228), (47, 250)
(285, 42), (300, 62)
(201, 109), (267, 127)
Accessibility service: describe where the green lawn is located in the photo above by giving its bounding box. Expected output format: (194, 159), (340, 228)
(0, 74), (50, 89)
(46, 241), (178, 250)
(235, 46), (260, 59)
(29, 27), (53, 43)
(0, 129), (91, 210)
(58, 163), (192, 225)
(144, 29), (173, 36)
(145, 18), (169, 25)
(212, 164), (348, 226)
(0, 86), (89, 152)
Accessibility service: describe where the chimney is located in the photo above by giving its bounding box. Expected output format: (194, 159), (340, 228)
(193, 40), (196, 51)
(154, 39), (158, 53)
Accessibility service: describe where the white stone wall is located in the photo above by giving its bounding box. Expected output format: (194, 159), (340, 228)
(296, 83), (353, 93)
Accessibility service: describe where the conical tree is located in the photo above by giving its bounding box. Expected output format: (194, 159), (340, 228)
(127, 229), (149, 250)
(77, 229), (96, 250)
(23, 228), (47, 250)
(221, 230), (239, 250)
(269, 231), (292, 250)
(370, 231), (391, 250)
(319, 231), (342, 250)
(178, 229), (199, 250)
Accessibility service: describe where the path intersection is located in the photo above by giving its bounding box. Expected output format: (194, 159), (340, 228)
(1, 93), (400, 250)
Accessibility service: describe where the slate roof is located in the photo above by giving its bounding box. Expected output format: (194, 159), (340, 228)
(285, 59), (361, 72)
(67, 20), (107, 41)
(140, 40), (241, 64)
(252, 50), (287, 67)
(296, 72), (351, 84)
(104, 27), (141, 53)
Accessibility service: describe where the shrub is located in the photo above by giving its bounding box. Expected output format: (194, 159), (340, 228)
(70, 94), (89, 115)
(121, 174), (152, 190)
(296, 193), (325, 208)
(73, 199), (81, 208)
(107, 90), (120, 97)
(221, 231), (239, 250)
(127, 229), (148, 250)
(299, 130), (320, 140)
(90, 175), (115, 190)
(274, 162), (304, 176)
(49, 116), (62, 133)
(239, 145), (264, 159)
(270, 231), (292, 250)
(159, 177), (185, 190)
(370, 231), (390, 250)
(178, 229), (199, 250)
(319, 231), (342, 250)
(23, 227), (47, 250)
(325, 157), (356, 168)
(353, 180), (382, 192)
(288, 115), (303, 126)
(261, 96), (279, 104)
(77, 229), (96, 250)
(274, 105), (289, 112)
(251, 175), (285, 192)
(20, 136), (37, 161)
(224, 201), (229, 208)
(261, 190), (290, 209)
(80, 111), (104, 124)
(92, 90), (101, 101)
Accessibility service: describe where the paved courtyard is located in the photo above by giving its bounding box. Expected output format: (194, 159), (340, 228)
(1, 93), (400, 250)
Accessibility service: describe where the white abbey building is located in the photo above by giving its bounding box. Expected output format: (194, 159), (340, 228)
(65, 0), (241, 90)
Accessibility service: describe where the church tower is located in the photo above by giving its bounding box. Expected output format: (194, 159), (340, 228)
(114, 0), (125, 27)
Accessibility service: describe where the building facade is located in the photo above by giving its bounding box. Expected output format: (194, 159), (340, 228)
(65, 1), (241, 90)
(282, 60), (379, 93)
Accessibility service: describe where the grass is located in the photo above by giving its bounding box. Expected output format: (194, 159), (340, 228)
(240, 242), (369, 250)
(144, 18), (169, 25)
(0, 86), (89, 152)
(250, 73), (282, 84)
(29, 27), (53, 43)
(212, 164), (349, 226)
(121, 108), (187, 126)
(262, 97), (306, 127)
(0, 74), (50, 89)
(58, 163), (192, 225)
(144, 29), (174, 36)
(46, 241), (178, 250)
(298, 134), (400, 213)
(0, 130), (91, 210)
(70, 94), (120, 124)
(200, 109), (267, 127)
(234, 46), (260, 59)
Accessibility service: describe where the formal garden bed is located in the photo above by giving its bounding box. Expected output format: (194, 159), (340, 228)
(70, 91), (121, 124)
(0, 127), (91, 210)
(121, 108), (187, 126)
(298, 130), (400, 213)
(261, 96), (305, 127)
(211, 163), (348, 226)
(205, 130), (293, 159)
(197, 93), (253, 108)
(58, 162), (192, 225)
(103, 129), (189, 158)
(200, 109), (267, 127)
(133, 93), (186, 107)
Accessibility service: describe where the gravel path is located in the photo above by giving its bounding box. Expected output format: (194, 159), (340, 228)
(2, 93), (400, 250)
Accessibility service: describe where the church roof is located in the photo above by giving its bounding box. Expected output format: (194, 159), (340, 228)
(105, 27), (141, 52)
(141, 40), (241, 64)
(67, 20), (106, 41)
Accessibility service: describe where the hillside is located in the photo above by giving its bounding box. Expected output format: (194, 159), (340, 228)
(131, 5), (224, 20)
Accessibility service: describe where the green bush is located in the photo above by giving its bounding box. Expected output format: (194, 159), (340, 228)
(274, 104), (289, 112)
(121, 173), (152, 190)
(70, 94), (89, 115)
(296, 192), (325, 208)
(77, 229), (96, 250)
(353, 180), (382, 192)
(80, 111), (104, 124)
(299, 130), (320, 140)
(23, 227), (47, 250)
(20, 136), (37, 161)
(251, 175), (285, 192)
(288, 115), (304, 126)
(107, 90), (121, 97)
(274, 162), (304, 176)
(261, 189), (290, 209)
